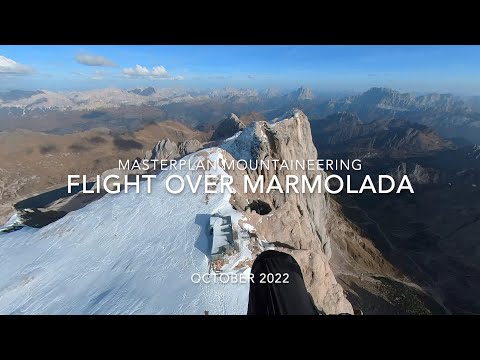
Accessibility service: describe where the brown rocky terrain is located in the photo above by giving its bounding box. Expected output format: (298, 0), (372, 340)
(0, 120), (208, 223)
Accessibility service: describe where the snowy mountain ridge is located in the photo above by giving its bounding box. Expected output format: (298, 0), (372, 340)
(0, 149), (255, 314)
(0, 109), (354, 314)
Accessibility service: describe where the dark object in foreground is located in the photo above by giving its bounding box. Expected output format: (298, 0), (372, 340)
(247, 250), (321, 315)
(19, 208), (67, 228)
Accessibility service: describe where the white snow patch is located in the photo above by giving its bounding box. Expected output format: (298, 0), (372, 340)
(223, 131), (243, 143)
(221, 125), (260, 162)
(0, 212), (20, 229)
(0, 149), (252, 314)
(241, 223), (256, 233)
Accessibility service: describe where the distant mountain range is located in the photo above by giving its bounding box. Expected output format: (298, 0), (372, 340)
(310, 111), (454, 157)
(0, 86), (470, 116)
(0, 86), (319, 112)
(326, 87), (470, 114)
(0, 89), (45, 102)
(1, 85), (480, 142)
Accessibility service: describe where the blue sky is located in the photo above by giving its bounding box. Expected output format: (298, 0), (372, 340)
(1, 45), (480, 94)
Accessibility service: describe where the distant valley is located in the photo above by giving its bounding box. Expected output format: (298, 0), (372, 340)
(0, 120), (209, 223)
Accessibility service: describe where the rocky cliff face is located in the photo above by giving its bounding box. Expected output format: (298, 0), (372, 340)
(391, 163), (440, 185)
(211, 113), (246, 141)
(468, 145), (480, 160)
(218, 109), (358, 314)
(146, 138), (202, 161)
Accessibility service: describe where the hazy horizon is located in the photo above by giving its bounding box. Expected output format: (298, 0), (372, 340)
(0, 85), (476, 98)
(2, 45), (480, 96)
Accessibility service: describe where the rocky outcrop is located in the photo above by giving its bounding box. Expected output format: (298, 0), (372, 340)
(391, 159), (480, 186)
(391, 162), (440, 185)
(220, 109), (355, 314)
(211, 113), (246, 141)
(146, 138), (202, 162)
(178, 139), (202, 157)
(468, 145), (480, 160)
(148, 138), (178, 161)
(17, 208), (67, 228)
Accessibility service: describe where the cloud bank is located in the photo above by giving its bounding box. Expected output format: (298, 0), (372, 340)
(122, 64), (182, 80)
(75, 53), (116, 67)
(0, 55), (32, 74)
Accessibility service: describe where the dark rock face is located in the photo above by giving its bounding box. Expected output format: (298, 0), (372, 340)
(18, 208), (67, 228)
(128, 87), (156, 96)
(210, 113), (246, 141)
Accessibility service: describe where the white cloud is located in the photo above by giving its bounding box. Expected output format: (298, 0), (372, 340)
(123, 65), (151, 77)
(248, 74), (256, 80)
(75, 53), (116, 67)
(151, 66), (168, 77)
(122, 64), (182, 80)
(0, 55), (32, 74)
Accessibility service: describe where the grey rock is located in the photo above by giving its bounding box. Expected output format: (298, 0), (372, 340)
(148, 138), (203, 162)
(211, 113), (246, 141)
(178, 139), (202, 157)
(150, 139), (180, 161)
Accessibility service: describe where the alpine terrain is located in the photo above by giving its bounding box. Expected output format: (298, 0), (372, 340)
(0, 110), (359, 314)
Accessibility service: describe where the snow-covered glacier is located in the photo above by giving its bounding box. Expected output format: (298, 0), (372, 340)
(0, 149), (251, 314)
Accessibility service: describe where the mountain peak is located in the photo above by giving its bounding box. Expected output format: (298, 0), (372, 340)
(210, 113), (246, 141)
(284, 87), (315, 101)
(220, 108), (354, 313)
(360, 87), (403, 102)
(261, 88), (281, 98)
(128, 86), (156, 96)
(364, 87), (397, 95)
(228, 113), (241, 122)
(296, 86), (315, 100)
